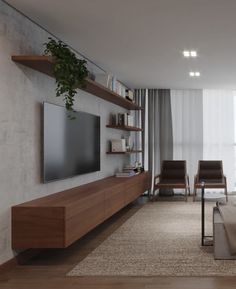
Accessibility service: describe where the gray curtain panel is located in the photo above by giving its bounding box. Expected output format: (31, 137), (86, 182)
(135, 88), (173, 196)
(158, 89), (173, 163)
(158, 89), (174, 196)
(147, 89), (173, 196)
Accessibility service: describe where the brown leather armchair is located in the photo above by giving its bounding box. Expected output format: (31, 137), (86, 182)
(153, 160), (190, 202)
(193, 160), (228, 202)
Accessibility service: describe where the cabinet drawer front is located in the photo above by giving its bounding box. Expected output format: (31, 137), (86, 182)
(65, 197), (105, 246)
(12, 207), (65, 248)
(104, 187), (125, 218)
(125, 173), (150, 205)
(125, 184), (145, 204)
(65, 190), (104, 219)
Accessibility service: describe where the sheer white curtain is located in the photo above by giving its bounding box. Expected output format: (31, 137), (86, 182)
(203, 89), (235, 192)
(170, 89), (203, 189)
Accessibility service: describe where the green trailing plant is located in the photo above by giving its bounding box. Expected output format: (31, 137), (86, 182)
(44, 37), (89, 112)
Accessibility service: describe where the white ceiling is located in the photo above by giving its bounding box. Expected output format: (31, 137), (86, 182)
(6, 0), (236, 89)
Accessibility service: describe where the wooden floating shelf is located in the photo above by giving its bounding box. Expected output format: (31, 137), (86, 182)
(106, 150), (143, 154)
(106, 124), (143, 132)
(11, 55), (142, 111)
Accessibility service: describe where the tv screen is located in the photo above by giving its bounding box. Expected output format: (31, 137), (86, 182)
(43, 102), (100, 182)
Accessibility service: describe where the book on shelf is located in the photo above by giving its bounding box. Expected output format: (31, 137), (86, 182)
(113, 80), (125, 98)
(110, 114), (116, 125)
(112, 76), (117, 93)
(117, 113), (128, 126)
(127, 114), (134, 126)
(124, 164), (136, 169)
(111, 77), (129, 98)
(110, 113), (135, 127)
(123, 165), (136, 172)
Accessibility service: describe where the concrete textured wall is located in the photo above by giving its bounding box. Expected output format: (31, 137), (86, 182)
(0, 1), (130, 265)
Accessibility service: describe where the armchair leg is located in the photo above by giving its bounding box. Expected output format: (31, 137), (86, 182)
(225, 187), (228, 202)
(224, 177), (228, 202)
(226, 191), (228, 202)
(193, 186), (196, 202)
(187, 176), (191, 196)
(185, 187), (188, 202)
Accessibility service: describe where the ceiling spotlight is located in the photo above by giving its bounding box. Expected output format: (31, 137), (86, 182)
(190, 51), (197, 57)
(189, 71), (201, 77)
(183, 51), (190, 57)
(183, 50), (198, 58)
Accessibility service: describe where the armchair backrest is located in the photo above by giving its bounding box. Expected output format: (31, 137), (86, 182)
(161, 160), (186, 181)
(198, 160), (223, 182)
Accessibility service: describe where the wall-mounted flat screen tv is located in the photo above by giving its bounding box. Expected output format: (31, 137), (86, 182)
(43, 102), (100, 182)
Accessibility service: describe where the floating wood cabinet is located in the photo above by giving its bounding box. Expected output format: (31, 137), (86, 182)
(12, 172), (150, 249)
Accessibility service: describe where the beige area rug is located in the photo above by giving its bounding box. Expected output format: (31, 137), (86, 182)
(68, 201), (236, 276)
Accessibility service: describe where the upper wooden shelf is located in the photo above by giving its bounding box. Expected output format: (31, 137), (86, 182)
(106, 124), (143, 132)
(11, 55), (142, 111)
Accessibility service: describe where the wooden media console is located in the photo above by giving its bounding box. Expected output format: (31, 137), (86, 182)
(12, 172), (150, 249)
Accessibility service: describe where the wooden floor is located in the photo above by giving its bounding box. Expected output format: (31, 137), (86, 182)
(1, 197), (236, 289)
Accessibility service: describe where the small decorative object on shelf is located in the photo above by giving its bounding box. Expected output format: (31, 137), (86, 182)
(125, 89), (134, 102)
(110, 139), (126, 152)
(126, 136), (132, 151)
(109, 136), (134, 153)
(44, 37), (89, 111)
(135, 161), (144, 173)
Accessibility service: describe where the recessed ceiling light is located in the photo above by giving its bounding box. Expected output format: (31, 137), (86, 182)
(183, 51), (190, 57)
(190, 51), (197, 57)
(183, 50), (198, 58)
(189, 71), (201, 77)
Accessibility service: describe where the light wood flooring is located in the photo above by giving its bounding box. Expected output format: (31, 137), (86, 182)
(1, 197), (236, 289)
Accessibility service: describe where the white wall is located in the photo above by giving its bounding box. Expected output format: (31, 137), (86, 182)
(0, 1), (130, 265)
